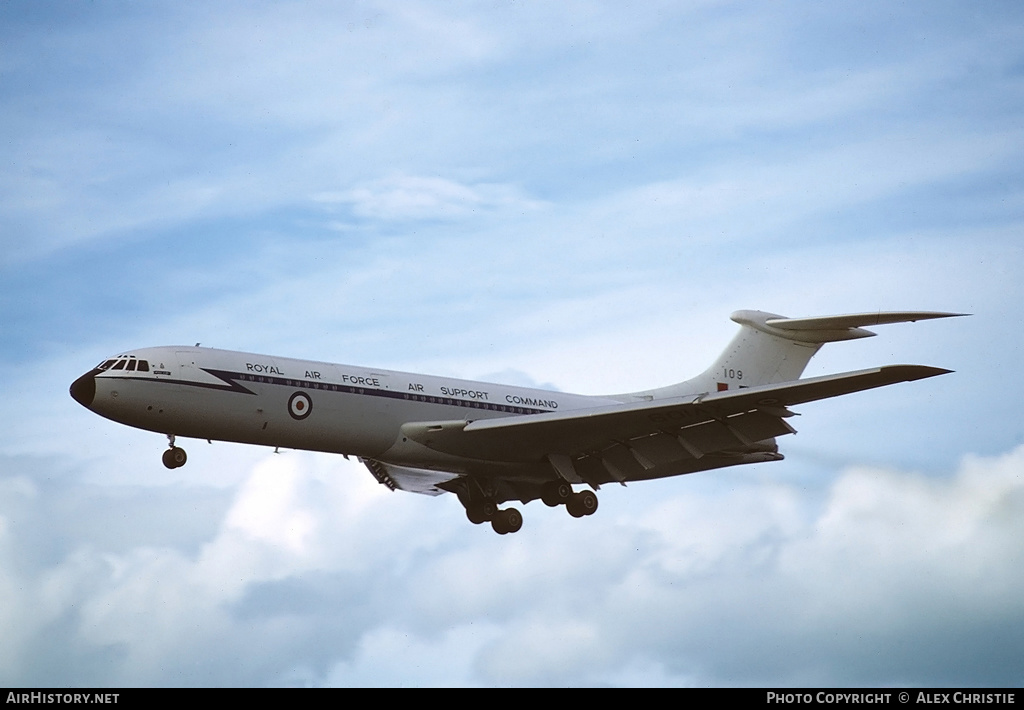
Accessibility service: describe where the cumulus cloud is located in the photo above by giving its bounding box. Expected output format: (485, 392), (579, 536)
(2, 442), (1023, 686)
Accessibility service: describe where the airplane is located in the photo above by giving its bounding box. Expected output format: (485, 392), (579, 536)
(70, 309), (963, 534)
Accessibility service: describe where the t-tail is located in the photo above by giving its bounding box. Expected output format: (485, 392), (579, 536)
(630, 310), (967, 401)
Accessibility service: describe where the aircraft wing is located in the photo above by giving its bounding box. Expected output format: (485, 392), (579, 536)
(399, 365), (951, 469)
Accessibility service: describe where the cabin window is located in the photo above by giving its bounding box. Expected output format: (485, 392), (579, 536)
(138, 360), (149, 372)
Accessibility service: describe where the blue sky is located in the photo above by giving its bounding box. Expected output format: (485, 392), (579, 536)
(2, 1), (1023, 686)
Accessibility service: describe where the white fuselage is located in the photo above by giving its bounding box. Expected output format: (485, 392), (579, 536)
(79, 346), (619, 470)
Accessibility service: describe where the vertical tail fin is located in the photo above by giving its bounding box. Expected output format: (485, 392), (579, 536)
(630, 310), (966, 400)
(704, 310), (827, 390)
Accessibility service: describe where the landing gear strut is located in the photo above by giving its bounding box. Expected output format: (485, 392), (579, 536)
(162, 434), (187, 469)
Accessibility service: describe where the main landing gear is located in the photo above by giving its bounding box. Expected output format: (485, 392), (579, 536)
(463, 481), (598, 535)
(541, 480), (598, 519)
(465, 499), (523, 535)
(162, 434), (187, 469)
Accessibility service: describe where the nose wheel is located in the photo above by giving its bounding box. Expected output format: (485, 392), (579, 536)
(162, 435), (187, 469)
(162, 447), (187, 469)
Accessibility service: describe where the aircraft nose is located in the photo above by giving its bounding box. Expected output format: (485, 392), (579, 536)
(70, 371), (97, 408)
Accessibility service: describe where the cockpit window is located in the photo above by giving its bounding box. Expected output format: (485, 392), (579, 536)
(97, 356), (149, 372)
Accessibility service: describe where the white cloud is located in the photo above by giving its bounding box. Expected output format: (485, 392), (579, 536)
(224, 457), (319, 555)
(321, 624), (502, 688)
(315, 173), (544, 222)
(3, 442), (1023, 685)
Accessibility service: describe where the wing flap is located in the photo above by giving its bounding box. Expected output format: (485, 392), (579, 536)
(360, 458), (459, 496)
(400, 365), (949, 463)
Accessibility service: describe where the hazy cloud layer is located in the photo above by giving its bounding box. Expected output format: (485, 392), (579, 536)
(2, 446), (1023, 686)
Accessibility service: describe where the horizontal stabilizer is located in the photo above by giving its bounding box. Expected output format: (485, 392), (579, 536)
(740, 310), (967, 343)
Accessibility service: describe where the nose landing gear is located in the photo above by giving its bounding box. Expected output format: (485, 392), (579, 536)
(162, 434), (187, 469)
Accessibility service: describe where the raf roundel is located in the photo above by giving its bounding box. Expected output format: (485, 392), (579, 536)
(288, 391), (313, 420)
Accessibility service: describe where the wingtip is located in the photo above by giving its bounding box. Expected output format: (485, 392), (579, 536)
(903, 312), (971, 323)
(906, 365), (955, 379)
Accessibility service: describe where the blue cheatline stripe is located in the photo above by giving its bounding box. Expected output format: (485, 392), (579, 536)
(103, 368), (551, 415)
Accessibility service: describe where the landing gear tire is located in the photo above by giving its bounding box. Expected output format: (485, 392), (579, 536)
(491, 507), (523, 535)
(541, 480), (574, 507)
(162, 446), (187, 469)
(566, 490), (598, 518)
(466, 499), (498, 525)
